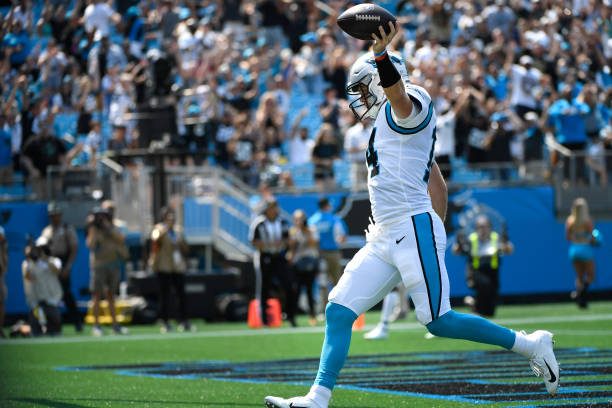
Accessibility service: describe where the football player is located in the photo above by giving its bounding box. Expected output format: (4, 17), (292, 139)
(265, 23), (559, 408)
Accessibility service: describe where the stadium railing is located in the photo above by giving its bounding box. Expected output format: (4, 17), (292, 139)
(165, 166), (256, 269)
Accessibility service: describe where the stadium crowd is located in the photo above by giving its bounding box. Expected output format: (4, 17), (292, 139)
(0, 0), (611, 196)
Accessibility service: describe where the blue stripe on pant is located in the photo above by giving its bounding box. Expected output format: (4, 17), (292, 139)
(411, 212), (442, 321)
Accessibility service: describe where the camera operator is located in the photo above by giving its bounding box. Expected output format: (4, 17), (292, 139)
(22, 237), (63, 336)
(86, 206), (128, 336)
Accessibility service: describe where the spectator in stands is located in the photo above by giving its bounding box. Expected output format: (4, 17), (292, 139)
(453, 215), (513, 317)
(20, 130), (67, 198)
(0, 227), (7, 338)
(249, 198), (296, 327)
(213, 110), (236, 169)
(547, 84), (590, 183)
(287, 209), (319, 327)
(0, 113), (13, 185)
(481, 0), (516, 39)
(149, 206), (191, 333)
(86, 205), (128, 336)
(429, 0), (453, 45)
(435, 87), (471, 180)
(578, 83), (608, 185)
(255, 91), (285, 147)
(308, 198), (347, 318)
(287, 108), (314, 166)
(22, 237), (63, 336)
(4, 103), (22, 166)
(323, 46), (348, 100)
(319, 87), (342, 132)
(509, 55), (543, 118)
(158, 0), (180, 40)
(586, 133), (608, 186)
(40, 202), (82, 332)
(108, 124), (128, 151)
(566, 198), (598, 309)
(88, 36), (126, 91)
(312, 123), (340, 191)
(344, 116), (372, 190)
(227, 121), (259, 187)
(37, 40), (68, 94)
(83, 0), (120, 41)
(519, 111), (546, 179)
(484, 109), (522, 181)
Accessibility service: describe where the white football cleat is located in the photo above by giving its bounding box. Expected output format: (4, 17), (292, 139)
(527, 330), (559, 395)
(264, 395), (324, 408)
(364, 323), (388, 340)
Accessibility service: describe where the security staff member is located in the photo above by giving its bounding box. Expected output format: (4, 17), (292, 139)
(249, 198), (295, 326)
(454, 215), (513, 316)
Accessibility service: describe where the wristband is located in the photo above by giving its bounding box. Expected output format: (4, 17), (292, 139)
(374, 51), (401, 88)
(374, 49), (387, 60)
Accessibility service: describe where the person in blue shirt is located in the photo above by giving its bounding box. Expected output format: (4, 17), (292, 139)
(548, 85), (590, 147)
(485, 63), (509, 102)
(547, 85), (590, 183)
(308, 198), (347, 316)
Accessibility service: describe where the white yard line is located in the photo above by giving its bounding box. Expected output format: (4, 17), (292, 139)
(1, 313), (611, 346)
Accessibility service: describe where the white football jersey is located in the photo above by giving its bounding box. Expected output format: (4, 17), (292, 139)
(367, 84), (437, 226)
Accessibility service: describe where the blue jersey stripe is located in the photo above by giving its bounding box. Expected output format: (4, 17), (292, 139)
(412, 212), (442, 320)
(385, 101), (434, 135)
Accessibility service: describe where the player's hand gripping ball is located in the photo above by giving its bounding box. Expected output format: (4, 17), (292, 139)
(336, 3), (397, 41)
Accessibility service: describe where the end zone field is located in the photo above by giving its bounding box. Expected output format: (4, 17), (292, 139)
(1, 302), (611, 407)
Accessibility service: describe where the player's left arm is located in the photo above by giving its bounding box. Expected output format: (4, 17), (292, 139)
(371, 22), (413, 119)
(428, 161), (447, 222)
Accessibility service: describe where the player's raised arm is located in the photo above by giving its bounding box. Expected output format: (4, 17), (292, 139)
(371, 22), (413, 119)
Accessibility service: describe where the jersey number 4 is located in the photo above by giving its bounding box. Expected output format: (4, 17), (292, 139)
(366, 127), (379, 178)
(367, 127), (437, 182)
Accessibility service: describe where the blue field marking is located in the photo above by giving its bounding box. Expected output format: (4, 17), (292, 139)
(59, 348), (612, 405)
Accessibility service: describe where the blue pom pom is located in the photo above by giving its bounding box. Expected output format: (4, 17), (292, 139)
(592, 229), (603, 247)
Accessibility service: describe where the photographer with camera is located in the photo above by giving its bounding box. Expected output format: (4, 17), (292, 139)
(22, 237), (63, 336)
(86, 204), (128, 336)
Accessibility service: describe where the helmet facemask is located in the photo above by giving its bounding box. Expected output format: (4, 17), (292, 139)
(346, 75), (383, 120)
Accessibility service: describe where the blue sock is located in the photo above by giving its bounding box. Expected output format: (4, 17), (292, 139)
(313, 302), (358, 390)
(426, 310), (516, 350)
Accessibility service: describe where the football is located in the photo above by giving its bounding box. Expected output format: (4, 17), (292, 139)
(337, 3), (397, 41)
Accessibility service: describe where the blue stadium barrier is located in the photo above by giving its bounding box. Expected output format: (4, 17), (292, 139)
(275, 186), (612, 298)
(4, 186), (609, 314)
(182, 198), (214, 241)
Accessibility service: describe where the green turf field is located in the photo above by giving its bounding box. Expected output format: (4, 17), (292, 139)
(1, 301), (611, 407)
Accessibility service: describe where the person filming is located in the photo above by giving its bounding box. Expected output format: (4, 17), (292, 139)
(86, 206), (128, 336)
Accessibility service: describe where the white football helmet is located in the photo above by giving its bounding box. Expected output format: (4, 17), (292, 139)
(346, 52), (409, 120)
